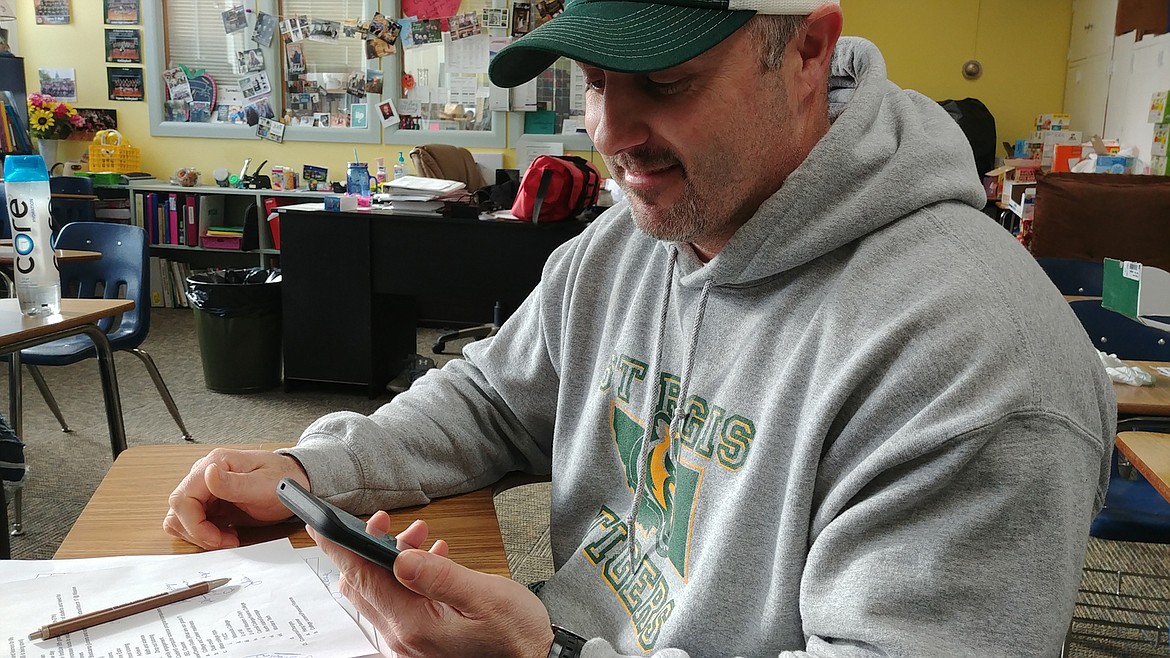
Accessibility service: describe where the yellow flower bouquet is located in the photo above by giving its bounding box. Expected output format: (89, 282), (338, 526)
(28, 93), (86, 140)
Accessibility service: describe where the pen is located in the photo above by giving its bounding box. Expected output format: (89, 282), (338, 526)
(28, 577), (231, 641)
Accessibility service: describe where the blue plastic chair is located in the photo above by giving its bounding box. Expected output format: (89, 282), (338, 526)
(1068, 299), (1170, 542)
(6, 223), (191, 536)
(1036, 257), (1104, 297)
(47, 176), (98, 237)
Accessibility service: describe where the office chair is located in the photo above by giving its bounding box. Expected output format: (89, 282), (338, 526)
(408, 144), (487, 191)
(432, 300), (503, 355)
(1035, 257), (1104, 297)
(6, 223), (191, 536)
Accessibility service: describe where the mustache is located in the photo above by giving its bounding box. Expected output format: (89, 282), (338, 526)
(610, 147), (685, 177)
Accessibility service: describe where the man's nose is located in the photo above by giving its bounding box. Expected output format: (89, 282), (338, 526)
(586, 86), (651, 157)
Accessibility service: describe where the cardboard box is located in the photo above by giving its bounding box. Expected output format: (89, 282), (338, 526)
(1037, 130), (1083, 167)
(986, 159), (1041, 191)
(1151, 91), (1170, 124)
(1001, 178), (1036, 208)
(1103, 259), (1170, 332)
(1051, 144), (1086, 172)
(1153, 123), (1170, 157)
(1036, 113), (1072, 131)
(1008, 186), (1037, 219)
(1152, 156), (1169, 176)
(1013, 140), (1044, 160)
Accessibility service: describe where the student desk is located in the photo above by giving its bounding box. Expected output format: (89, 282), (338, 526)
(1116, 432), (1170, 504)
(0, 298), (133, 559)
(54, 443), (512, 578)
(278, 207), (588, 396)
(1115, 361), (1170, 416)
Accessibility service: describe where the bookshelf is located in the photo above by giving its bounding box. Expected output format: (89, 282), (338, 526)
(126, 181), (330, 308)
(0, 55), (31, 156)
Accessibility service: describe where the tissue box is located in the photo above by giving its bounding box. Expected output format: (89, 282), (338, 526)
(1096, 155), (1135, 174)
(324, 194), (359, 212)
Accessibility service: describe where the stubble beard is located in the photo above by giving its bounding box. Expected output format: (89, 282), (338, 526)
(609, 147), (715, 244)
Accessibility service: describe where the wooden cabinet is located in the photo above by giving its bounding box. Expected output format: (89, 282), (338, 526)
(1069, 0), (1119, 62)
(1065, 52), (1112, 139)
(1064, 0), (1169, 138)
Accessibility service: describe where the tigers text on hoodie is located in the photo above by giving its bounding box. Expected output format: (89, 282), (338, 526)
(285, 37), (1115, 657)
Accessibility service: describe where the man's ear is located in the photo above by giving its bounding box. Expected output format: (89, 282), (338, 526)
(791, 5), (843, 94)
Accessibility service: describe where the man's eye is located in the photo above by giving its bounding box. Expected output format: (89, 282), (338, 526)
(585, 78), (605, 91)
(646, 79), (684, 95)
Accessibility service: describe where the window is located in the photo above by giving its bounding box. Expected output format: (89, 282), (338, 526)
(146, 0), (379, 143)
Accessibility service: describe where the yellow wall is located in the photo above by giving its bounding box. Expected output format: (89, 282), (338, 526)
(13, 0), (1071, 180)
(842, 0), (1073, 146)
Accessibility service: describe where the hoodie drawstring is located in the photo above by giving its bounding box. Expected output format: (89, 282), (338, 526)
(625, 246), (714, 568)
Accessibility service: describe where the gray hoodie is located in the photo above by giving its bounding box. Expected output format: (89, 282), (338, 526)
(288, 38), (1115, 657)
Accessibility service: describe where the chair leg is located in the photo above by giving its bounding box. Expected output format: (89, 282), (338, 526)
(10, 486), (23, 536)
(26, 365), (72, 433)
(128, 348), (192, 441)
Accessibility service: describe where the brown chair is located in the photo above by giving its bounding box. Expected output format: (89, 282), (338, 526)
(408, 144), (487, 192)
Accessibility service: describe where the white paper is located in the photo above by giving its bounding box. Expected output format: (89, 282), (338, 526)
(449, 76), (478, 106)
(570, 65), (586, 112)
(510, 78), (537, 112)
(2, 540), (376, 658)
(518, 142), (563, 174)
(297, 546), (395, 657)
(446, 33), (490, 75)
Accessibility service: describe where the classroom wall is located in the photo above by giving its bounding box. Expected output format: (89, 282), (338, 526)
(13, 0), (1071, 180)
(842, 0), (1073, 146)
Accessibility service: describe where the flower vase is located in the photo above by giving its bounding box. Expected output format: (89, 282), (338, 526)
(36, 139), (60, 169)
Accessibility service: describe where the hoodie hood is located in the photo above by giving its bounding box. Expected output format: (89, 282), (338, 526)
(680, 36), (988, 288)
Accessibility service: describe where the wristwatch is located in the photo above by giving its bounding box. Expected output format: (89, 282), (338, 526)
(547, 625), (587, 658)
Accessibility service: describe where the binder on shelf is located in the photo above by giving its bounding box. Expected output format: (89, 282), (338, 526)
(185, 194), (199, 247)
(148, 256), (165, 307)
(143, 193), (159, 244)
(167, 193), (179, 246)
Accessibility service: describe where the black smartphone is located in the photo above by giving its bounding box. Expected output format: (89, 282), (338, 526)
(276, 478), (401, 570)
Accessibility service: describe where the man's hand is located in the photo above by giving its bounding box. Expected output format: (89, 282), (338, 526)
(163, 448), (310, 550)
(312, 514), (555, 658)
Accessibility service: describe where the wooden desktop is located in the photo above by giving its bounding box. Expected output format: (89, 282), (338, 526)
(55, 444), (512, 578)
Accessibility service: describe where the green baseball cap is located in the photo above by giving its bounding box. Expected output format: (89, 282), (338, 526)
(488, 0), (838, 88)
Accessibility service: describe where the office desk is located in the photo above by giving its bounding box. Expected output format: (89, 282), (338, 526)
(279, 208), (587, 396)
(1116, 432), (1170, 503)
(55, 443), (512, 577)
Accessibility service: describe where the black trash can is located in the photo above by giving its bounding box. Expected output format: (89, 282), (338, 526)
(186, 268), (282, 393)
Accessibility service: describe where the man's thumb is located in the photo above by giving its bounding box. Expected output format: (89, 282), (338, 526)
(394, 549), (487, 610)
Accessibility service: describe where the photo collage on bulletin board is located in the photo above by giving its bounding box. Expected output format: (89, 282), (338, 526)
(103, 0), (142, 103)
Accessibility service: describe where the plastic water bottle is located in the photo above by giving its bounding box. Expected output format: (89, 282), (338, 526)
(394, 151), (407, 179)
(4, 155), (61, 317)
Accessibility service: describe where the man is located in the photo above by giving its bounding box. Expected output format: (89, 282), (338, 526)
(165, 0), (1116, 655)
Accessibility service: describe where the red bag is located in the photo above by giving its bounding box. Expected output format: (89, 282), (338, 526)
(512, 155), (601, 223)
